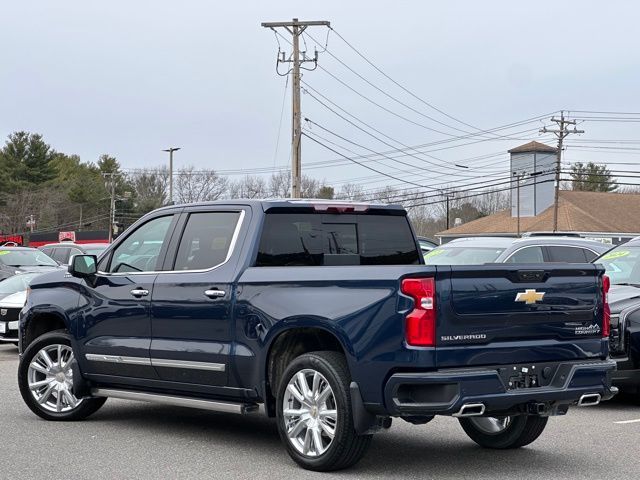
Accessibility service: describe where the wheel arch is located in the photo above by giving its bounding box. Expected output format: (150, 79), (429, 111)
(262, 321), (354, 416)
(21, 308), (70, 352)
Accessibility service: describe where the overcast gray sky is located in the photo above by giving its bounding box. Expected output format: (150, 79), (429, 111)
(1, 1), (639, 192)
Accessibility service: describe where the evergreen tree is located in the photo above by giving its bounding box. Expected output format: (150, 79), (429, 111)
(570, 162), (618, 192)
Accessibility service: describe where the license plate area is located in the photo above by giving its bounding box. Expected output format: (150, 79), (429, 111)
(496, 362), (562, 390)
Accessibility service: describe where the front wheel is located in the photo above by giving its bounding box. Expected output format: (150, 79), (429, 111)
(276, 351), (372, 471)
(459, 415), (548, 449)
(18, 330), (106, 421)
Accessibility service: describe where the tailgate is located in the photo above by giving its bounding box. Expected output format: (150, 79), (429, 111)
(435, 264), (607, 367)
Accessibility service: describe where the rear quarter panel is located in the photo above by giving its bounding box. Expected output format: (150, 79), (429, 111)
(234, 266), (435, 405)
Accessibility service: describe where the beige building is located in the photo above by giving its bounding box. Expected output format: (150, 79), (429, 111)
(437, 190), (640, 245)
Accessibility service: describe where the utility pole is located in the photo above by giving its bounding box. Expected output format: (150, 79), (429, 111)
(444, 191), (455, 230)
(162, 147), (180, 205)
(261, 18), (330, 198)
(540, 111), (584, 232)
(513, 171), (525, 237)
(103, 173), (117, 243)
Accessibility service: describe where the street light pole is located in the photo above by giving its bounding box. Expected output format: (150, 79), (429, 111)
(162, 147), (181, 205)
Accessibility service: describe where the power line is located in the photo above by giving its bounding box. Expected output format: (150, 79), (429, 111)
(304, 30), (488, 137)
(304, 118), (510, 185)
(326, 26), (498, 136)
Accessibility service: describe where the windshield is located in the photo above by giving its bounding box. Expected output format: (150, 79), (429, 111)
(596, 246), (640, 286)
(0, 272), (39, 297)
(0, 250), (58, 267)
(423, 246), (506, 265)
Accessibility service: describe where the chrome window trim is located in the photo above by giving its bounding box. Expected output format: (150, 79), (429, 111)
(85, 354), (225, 372)
(98, 209), (246, 276)
(504, 244), (600, 263)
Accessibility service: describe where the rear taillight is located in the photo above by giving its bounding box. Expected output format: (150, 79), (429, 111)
(602, 274), (610, 337)
(401, 277), (436, 347)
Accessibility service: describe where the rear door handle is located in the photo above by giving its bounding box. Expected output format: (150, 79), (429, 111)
(204, 289), (226, 299)
(130, 288), (149, 297)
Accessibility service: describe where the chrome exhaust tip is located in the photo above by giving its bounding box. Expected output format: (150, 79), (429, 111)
(452, 403), (486, 417)
(577, 393), (601, 407)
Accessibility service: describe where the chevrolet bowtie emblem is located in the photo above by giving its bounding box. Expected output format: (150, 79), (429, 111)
(515, 289), (545, 305)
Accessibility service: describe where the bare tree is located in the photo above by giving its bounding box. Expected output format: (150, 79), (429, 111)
(268, 171), (291, 198)
(300, 175), (320, 198)
(174, 165), (227, 204)
(228, 175), (268, 199)
(337, 183), (367, 201)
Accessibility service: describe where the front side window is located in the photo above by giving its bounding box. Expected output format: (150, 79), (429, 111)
(173, 212), (241, 271)
(506, 246), (544, 263)
(52, 248), (71, 264)
(107, 215), (174, 273)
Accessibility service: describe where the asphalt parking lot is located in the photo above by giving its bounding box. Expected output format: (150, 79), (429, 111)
(1, 344), (638, 480)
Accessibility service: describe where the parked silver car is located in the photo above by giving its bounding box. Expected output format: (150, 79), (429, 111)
(423, 236), (611, 265)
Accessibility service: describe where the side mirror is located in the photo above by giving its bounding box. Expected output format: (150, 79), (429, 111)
(68, 254), (98, 278)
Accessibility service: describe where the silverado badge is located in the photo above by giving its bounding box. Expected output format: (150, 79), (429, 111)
(515, 289), (545, 305)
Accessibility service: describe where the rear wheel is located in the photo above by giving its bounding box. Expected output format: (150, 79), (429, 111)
(276, 351), (372, 471)
(18, 331), (106, 421)
(459, 415), (548, 449)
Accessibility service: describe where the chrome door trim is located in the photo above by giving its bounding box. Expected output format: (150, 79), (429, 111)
(84, 354), (225, 372)
(151, 358), (226, 372)
(85, 354), (152, 366)
(97, 209), (246, 276)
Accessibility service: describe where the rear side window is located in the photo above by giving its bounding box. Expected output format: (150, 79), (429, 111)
(173, 212), (241, 271)
(506, 246), (544, 263)
(547, 246), (588, 263)
(256, 213), (420, 266)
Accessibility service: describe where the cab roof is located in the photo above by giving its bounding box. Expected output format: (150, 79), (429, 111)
(154, 199), (405, 214)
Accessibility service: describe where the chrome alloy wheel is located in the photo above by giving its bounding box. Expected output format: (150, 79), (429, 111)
(468, 416), (513, 435)
(282, 369), (338, 457)
(27, 344), (83, 413)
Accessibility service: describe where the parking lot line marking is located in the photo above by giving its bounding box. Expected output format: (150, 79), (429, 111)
(614, 419), (640, 424)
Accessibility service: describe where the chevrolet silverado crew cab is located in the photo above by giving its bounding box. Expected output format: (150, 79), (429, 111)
(17, 200), (616, 471)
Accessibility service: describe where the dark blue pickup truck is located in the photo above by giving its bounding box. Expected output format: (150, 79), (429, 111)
(17, 200), (616, 471)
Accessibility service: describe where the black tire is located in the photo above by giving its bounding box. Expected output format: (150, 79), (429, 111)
(275, 351), (372, 472)
(459, 415), (548, 449)
(18, 330), (107, 421)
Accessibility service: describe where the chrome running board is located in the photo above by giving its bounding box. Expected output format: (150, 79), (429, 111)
(92, 388), (260, 414)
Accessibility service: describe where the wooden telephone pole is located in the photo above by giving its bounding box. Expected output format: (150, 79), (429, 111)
(540, 111), (584, 232)
(261, 18), (330, 198)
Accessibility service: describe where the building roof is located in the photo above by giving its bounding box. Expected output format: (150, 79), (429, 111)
(508, 141), (557, 154)
(437, 191), (640, 237)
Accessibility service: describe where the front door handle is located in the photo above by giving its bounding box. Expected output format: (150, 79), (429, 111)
(130, 288), (149, 297)
(204, 289), (226, 299)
